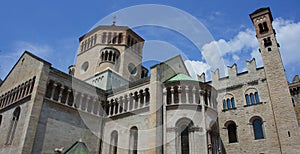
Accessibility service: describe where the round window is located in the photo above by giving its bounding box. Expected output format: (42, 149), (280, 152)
(81, 61), (89, 73)
(128, 63), (137, 76)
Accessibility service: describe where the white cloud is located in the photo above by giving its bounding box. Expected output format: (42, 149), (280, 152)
(184, 60), (211, 79)
(273, 18), (300, 66)
(194, 17), (300, 80)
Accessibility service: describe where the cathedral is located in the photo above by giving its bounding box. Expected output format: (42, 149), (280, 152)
(0, 7), (299, 154)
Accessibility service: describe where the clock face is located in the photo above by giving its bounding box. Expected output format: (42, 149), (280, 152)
(128, 63), (137, 76)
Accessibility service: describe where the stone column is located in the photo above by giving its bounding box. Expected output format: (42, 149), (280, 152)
(65, 89), (71, 105)
(178, 85), (182, 104)
(50, 83), (57, 100)
(58, 85), (64, 103)
(185, 85), (189, 103)
(192, 86), (196, 104)
(72, 90), (78, 108)
(170, 86), (174, 105)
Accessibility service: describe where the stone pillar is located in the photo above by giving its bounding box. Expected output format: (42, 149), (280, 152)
(170, 86), (174, 105)
(72, 90), (78, 108)
(185, 85), (189, 104)
(85, 96), (91, 112)
(58, 85), (64, 103)
(50, 83), (57, 100)
(65, 89), (71, 105)
(192, 86), (196, 104)
(178, 85), (182, 104)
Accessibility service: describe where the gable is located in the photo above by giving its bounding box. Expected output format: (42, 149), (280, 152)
(0, 51), (51, 94)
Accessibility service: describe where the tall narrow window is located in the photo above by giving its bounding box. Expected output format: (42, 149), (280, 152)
(227, 122), (238, 143)
(112, 32), (117, 44)
(107, 32), (112, 44)
(109, 131), (118, 154)
(118, 33), (123, 44)
(6, 107), (21, 145)
(231, 98), (235, 108)
(129, 127), (138, 154)
(250, 93), (255, 104)
(253, 118), (264, 140)
(262, 22), (269, 32)
(94, 34), (97, 45)
(181, 126), (189, 154)
(102, 32), (107, 44)
(176, 118), (193, 154)
(227, 99), (231, 109)
(245, 94), (250, 105)
(223, 100), (226, 110)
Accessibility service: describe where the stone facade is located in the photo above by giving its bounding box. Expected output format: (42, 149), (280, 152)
(0, 7), (299, 154)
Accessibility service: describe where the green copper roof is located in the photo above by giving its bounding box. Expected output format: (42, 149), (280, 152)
(168, 73), (196, 82)
(64, 141), (90, 154)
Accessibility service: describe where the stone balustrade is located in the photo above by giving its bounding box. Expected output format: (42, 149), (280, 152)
(163, 82), (217, 110)
(45, 79), (106, 116)
(0, 76), (35, 109)
(105, 87), (150, 117)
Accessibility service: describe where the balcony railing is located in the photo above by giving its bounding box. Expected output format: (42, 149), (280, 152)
(0, 76), (35, 109)
(163, 81), (217, 110)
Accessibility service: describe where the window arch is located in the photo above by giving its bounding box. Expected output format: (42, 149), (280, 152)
(222, 94), (236, 110)
(176, 118), (194, 154)
(245, 88), (260, 106)
(225, 121), (238, 143)
(250, 116), (265, 140)
(109, 130), (118, 154)
(129, 126), (138, 154)
(6, 106), (21, 145)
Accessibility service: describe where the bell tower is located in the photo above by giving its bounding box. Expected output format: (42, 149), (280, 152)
(70, 24), (146, 89)
(250, 7), (300, 153)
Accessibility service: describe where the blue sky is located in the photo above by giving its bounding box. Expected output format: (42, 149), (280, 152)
(1, 0), (300, 82)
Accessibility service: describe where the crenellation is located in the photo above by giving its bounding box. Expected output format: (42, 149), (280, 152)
(198, 72), (206, 82)
(211, 69), (220, 82)
(227, 64), (237, 78)
(246, 58), (257, 73)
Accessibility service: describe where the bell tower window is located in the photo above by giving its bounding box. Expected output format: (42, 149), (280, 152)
(258, 21), (269, 34)
(263, 37), (272, 47)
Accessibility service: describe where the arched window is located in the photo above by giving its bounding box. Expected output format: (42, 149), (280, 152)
(176, 118), (194, 154)
(225, 121), (238, 143)
(6, 106), (21, 145)
(245, 88), (260, 106)
(222, 94), (235, 110)
(252, 118), (264, 140)
(129, 127), (138, 154)
(109, 130), (118, 154)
